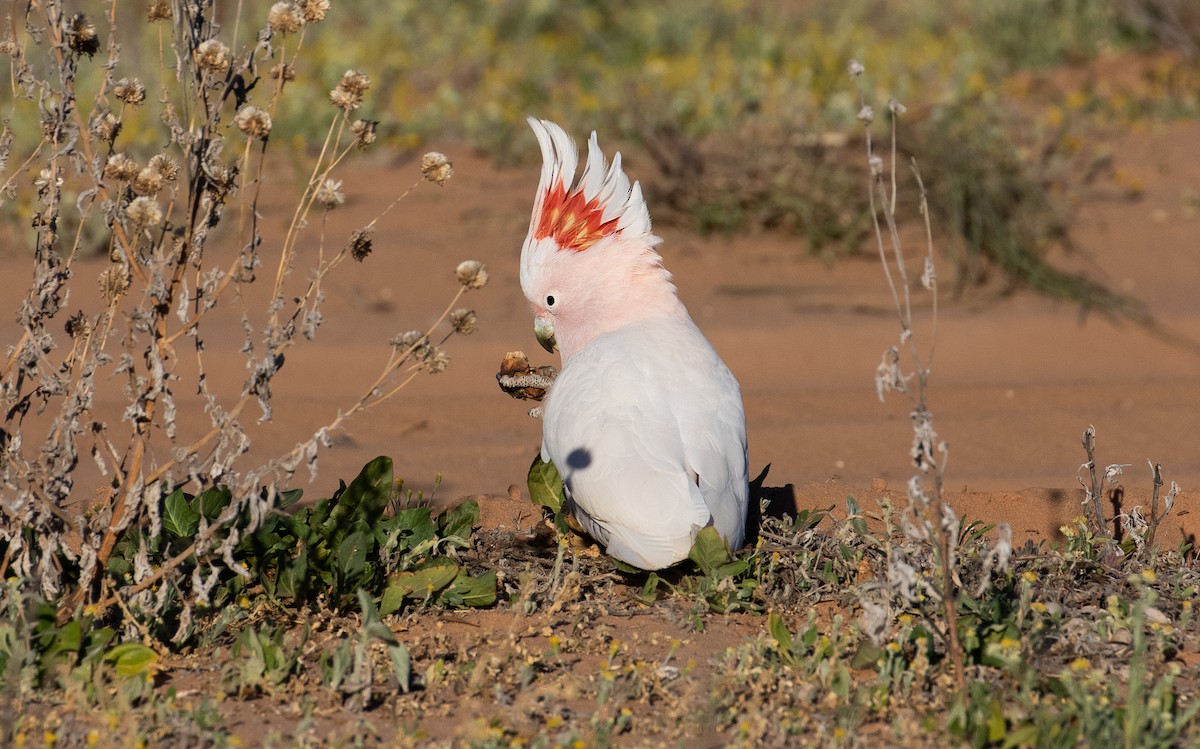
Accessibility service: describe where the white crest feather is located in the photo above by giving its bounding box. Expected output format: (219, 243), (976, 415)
(524, 117), (652, 252)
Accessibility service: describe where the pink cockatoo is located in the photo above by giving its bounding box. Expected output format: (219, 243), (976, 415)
(519, 118), (749, 570)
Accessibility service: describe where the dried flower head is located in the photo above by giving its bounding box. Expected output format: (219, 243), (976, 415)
(33, 167), (61, 195)
(455, 260), (488, 290)
(113, 77), (146, 106)
(99, 264), (130, 302)
(147, 0), (172, 22)
(426, 347), (450, 374)
(104, 154), (139, 181)
(0, 38), (17, 57)
(233, 106), (272, 139)
(348, 227), (373, 261)
(132, 166), (164, 196)
(149, 154), (180, 181)
(848, 59), (865, 78)
(66, 13), (99, 57)
(449, 308), (477, 335)
(856, 105), (874, 125)
(270, 63), (296, 82)
(300, 0), (331, 23)
(89, 110), (121, 143)
(330, 69), (370, 112)
(391, 330), (426, 353)
(125, 196), (163, 227)
(888, 98), (907, 116)
(314, 178), (344, 210)
(195, 39), (230, 74)
(268, 2), (305, 34)
(351, 119), (377, 149)
(421, 152), (453, 186)
(65, 310), (92, 340)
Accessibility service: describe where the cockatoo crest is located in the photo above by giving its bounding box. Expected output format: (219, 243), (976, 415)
(524, 117), (652, 256)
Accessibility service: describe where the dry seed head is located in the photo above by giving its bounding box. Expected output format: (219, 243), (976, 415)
(104, 154), (139, 181)
(99, 265), (130, 302)
(330, 69), (370, 112)
(233, 106), (273, 139)
(455, 260), (488, 290)
(268, 2), (305, 34)
(65, 311), (92, 340)
(421, 152), (453, 186)
(888, 98), (907, 115)
(848, 59), (865, 78)
(195, 39), (230, 74)
(113, 77), (146, 106)
(351, 119), (377, 149)
(132, 166), (164, 195)
(300, 0), (331, 23)
(149, 154), (180, 181)
(391, 330), (426, 352)
(348, 227), (373, 261)
(449, 308), (477, 335)
(426, 348), (450, 374)
(147, 0), (172, 22)
(0, 37), (17, 57)
(66, 13), (99, 57)
(126, 196), (163, 227)
(89, 110), (121, 143)
(270, 63), (297, 82)
(33, 167), (61, 194)
(856, 105), (874, 125)
(314, 178), (344, 210)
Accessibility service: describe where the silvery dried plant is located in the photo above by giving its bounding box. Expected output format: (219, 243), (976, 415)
(849, 60), (1013, 689)
(0, 0), (484, 631)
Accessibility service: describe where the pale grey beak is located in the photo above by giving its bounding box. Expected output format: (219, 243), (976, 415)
(534, 316), (557, 354)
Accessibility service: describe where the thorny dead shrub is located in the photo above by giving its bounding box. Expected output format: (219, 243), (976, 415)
(0, 1), (485, 646)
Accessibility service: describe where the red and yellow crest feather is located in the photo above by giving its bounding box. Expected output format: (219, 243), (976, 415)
(523, 118), (653, 261)
(533, 181), (620, 252)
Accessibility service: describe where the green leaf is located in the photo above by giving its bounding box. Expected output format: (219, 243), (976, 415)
(45, 620), (83, 660)
(192, 486), (233, 521)
(335, 530), (370, 583)
(387, 507), (437, 550)
(437, 500), (479, 541)
(440, 569), (498, 608)
(104, 642), (158, 678)
(845, 495), (870, 536)
(277, 488), (303, 509)
(381, 558), (460, 615)
(273, 545), (309, 601)
(391, 643), (411, 693)
(688, 526), (732, 575)
(163, 489), (201, 538)
(527, 454), (565, 512)
(767, 612), (793, 653)
(850, 643), (885, 669)
(325, 456), (393, 545)
(639, 572), (663, 603)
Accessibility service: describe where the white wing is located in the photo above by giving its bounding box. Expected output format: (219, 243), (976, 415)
(541, 317), (748, 569)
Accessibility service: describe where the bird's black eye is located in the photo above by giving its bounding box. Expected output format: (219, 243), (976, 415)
(546, 294), (556, 307)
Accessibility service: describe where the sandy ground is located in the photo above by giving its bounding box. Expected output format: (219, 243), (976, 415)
(2, 120), (1198, 550)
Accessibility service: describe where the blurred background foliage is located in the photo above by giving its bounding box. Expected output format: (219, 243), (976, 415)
(5, 0), (1200, 307)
